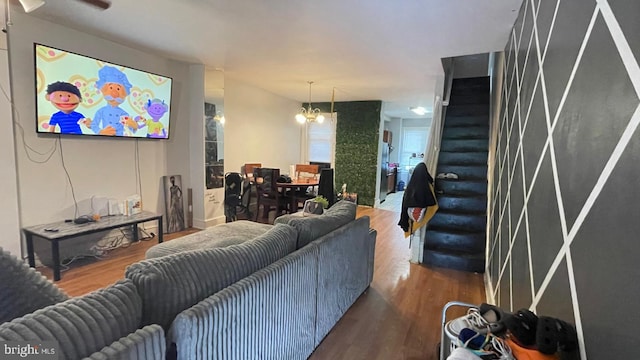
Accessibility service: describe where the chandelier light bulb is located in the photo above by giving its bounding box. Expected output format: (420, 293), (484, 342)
(295, 81), (327, 124)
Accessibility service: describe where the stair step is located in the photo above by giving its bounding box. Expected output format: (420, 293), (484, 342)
(446, 104), (489, 117)
(435, 179), (488, 195)
(438, 151), (488, 166)
(442, 126), (489, 139)
(425, 229), (486, 254)
(436, 165), (488, 181)
(451, 76), (491, 89)
(448, 92), (490, 106)
(445, 116), (489, 128)
(422, 250), (485, 273)
(429, 211), (487, 232)
(440, 139), (489, 152)
(436, 195), (487, 213)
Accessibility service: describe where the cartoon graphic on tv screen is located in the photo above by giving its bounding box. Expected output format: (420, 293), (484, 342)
(135, 98), (168, 138)
(42, 81), (89, 134)
(89, 66), (138, 136)
(35, 43), (172, 139)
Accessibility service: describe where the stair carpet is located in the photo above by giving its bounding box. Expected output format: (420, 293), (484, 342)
(423, 77), (490, 273)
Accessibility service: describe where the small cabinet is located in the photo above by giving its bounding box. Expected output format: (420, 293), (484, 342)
(383, 130), (392, 144)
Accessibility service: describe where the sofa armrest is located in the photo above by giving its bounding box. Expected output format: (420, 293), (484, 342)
(83, 324), (166, 360)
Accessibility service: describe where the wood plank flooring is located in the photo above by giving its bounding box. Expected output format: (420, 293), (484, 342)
(37, 207), (485, 359)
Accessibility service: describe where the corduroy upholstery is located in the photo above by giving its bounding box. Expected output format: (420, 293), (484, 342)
(274, 200), (357, 248)
(168, 215), (376, 360)
(0, 279), (147, 360)
(125, 223), (297, 330)
(170, 242), (320, 360)
(0, 247), (69, 324)
(145, 220), (273, 259)
(84, 324), (166, 360)
(313, 216), (376, 344)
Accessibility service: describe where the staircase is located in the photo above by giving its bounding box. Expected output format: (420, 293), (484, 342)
(423, 77), (490, 273)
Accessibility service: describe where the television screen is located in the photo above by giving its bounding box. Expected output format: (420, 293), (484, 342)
(34, 43), (173, 139)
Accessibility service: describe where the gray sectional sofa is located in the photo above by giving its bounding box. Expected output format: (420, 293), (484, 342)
(0, 201), (376, 360)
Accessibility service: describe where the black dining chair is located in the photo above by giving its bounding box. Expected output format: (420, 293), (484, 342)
(254, 168), (290, 221)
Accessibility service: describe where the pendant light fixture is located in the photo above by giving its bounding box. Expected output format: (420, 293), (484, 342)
(295, 81), (325, 124)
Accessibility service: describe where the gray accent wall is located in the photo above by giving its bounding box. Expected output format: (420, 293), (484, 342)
(487, 0), (640, 358)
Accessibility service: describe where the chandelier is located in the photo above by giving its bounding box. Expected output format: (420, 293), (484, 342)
(295, 81), (325, 124)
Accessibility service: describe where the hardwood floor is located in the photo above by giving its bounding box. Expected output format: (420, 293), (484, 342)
(37, 207), (485, 359)
(310, 207), (485, 360)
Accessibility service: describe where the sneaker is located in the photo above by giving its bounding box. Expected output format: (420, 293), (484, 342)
(490, 336), (516, 360)
(446, 308), (491, 342)
(457, 329), (515, 360)
(445, 305), (506, 342)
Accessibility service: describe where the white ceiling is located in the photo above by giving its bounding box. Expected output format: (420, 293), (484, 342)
(21, 0), (522, 119)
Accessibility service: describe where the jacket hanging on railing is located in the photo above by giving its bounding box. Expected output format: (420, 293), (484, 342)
(398, 162), (439, 238)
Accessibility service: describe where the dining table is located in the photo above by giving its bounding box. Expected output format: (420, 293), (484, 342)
(276, 178), (320, 213)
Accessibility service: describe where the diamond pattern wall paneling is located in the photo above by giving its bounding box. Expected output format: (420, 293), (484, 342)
(487, 0), (640, 358)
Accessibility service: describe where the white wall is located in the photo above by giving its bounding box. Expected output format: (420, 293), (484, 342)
(0, 1), (22, 256)
(7, 12), (198, 246)
(224, 77), (302, 174)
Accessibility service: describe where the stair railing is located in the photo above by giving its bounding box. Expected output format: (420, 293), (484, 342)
(425, 59), (455, 176)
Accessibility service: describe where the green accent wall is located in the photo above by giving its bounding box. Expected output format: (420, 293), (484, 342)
(310, 101), (381, 206)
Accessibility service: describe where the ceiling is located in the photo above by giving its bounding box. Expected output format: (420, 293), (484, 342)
(21, 0), (522, 119)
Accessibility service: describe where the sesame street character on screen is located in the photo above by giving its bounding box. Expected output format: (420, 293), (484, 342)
(90, 65), (138, 136)
(43, 81), (89, 135)
(135, 98), (168, 138)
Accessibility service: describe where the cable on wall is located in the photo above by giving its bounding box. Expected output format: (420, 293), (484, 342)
(58, 136), (79, 218)
(0, 65), (58, 164)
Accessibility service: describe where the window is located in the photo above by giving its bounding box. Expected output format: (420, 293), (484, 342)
(303, 114), (336, 165)
(400, 127), (429, 167)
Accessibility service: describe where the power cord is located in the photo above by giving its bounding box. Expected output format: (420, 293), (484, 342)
(58, 136), (79, 219)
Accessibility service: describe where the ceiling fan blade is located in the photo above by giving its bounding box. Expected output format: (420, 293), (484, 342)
(79, 0), (111, 10)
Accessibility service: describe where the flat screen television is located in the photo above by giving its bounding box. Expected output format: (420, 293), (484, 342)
(34, 43), (173, 139)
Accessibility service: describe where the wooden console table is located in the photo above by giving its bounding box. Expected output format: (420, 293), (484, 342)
(23, 211), (163, 281)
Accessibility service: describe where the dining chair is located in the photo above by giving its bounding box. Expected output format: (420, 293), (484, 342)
(294, 164), (320, 182)
(293, 164), (321, 210)
(241, 163), (262, 214)
(254, 168), (290, 221)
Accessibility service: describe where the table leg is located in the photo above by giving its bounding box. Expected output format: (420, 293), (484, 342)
(25, 233), (35, 267)
(52, 240), (60, 281)
(157, 216), (163, 243)
(133, 223), (139, 242)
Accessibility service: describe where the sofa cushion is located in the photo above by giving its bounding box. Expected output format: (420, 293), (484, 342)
(0, 279), (141, 360)
(125, 223), (297, 330)
(274, 200), (357, 248)
(145, 220), (273, 259)
(0, 247), (69, 324)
